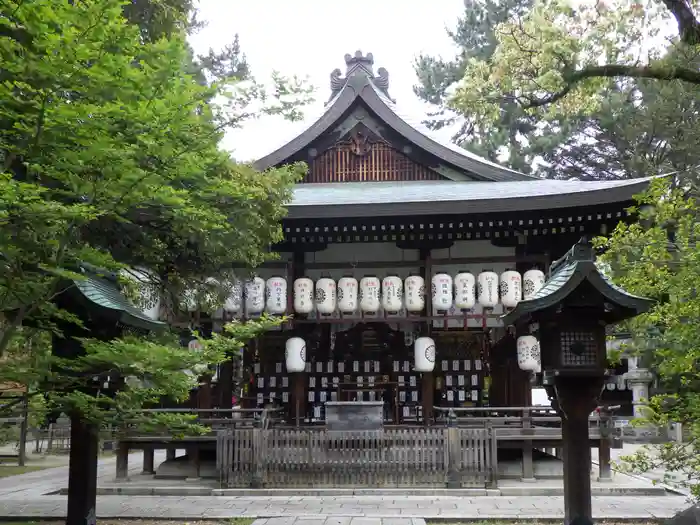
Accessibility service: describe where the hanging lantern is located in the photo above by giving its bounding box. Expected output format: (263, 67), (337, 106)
(337, 276), (358, 315)
(223, 279), (243, 315)
(454, 271), (476, 311)
(404, 274), (425, 313)
(499, 269), (522, 308)
(431, 273), (453, 313)
(265, 276), (287, 315)
(245, 276), (265, 315)
(293, 277), (314, 314)
(516, 335), (540, 372)
(359, 276), (381, 313)
(523, 268), (546, 300)
(381, 275), (403, 314)
(477, 270), (499, 307)
(123, 268), (161, 320)
(315, 277), (336, 315)
(285, 337), (306, 373)
(414, 337), (436, 373)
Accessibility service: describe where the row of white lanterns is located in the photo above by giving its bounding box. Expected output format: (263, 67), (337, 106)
(285, 335), (437, 373)
(285, 335), (542, 375)
(207, 269), (546, 317)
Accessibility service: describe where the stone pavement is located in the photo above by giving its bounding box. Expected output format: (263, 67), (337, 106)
(0, 493), (691, 519)
(0, 447), (693, 520)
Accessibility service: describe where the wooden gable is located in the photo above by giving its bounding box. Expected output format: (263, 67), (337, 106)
(303, 130), (443, 184)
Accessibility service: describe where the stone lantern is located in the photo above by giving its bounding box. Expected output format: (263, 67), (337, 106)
(503, 237), (653, 524)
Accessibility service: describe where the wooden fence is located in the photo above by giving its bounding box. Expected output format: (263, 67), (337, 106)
(216, 426), (496, 488)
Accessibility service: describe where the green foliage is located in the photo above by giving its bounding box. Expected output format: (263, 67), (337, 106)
(596, 178), (700, 498)
(0, 0), (310, 431)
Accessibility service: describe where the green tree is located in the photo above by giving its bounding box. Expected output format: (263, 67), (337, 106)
(0, 0), (310, 422)
(595, 178), (700, 498)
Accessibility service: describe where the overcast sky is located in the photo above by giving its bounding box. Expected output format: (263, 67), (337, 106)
(188, 0), (465, 162)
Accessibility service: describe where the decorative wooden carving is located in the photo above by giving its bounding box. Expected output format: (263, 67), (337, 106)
(306, 142), (444, 183)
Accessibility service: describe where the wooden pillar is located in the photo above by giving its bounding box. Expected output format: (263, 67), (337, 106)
(420, 248), (434, 425)
(116, 440), (129, 480)
(290, 250), (307, 426)
(66, 413), (99, 525)
(550, 378), (603, 524)
(512, 243), (534, 407)
(142, 447), (155, 475)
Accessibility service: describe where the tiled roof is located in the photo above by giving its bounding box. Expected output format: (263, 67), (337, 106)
(287, 177), (654, 219)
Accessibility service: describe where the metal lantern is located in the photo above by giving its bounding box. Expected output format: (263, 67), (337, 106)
(404, 274), (425, 312)
(315, 277), (336, 315)
(523, 268), (546, 300)
(265, 276), (287, 315)
(499, 269), (522, 308)
(381, 275), (403, 314)
(285, 337), (306, 373)
(224, 279), (243, 315)
(454, 271), (476, 311)
(516, 335), (540, 372)
(359, 275), (381, 313)
(337, 276), (359, 314)
(431, 273), (453, 313)
(414, 336), (436, 373)
(293, 277), (314, 314)
(245, 276), (265, 315)
(477, 270), (499, 307)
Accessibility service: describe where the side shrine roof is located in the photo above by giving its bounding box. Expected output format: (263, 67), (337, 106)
(254, 51), (535, 182)
(502, 238), (653, 325)
(71, 264), (165, 332)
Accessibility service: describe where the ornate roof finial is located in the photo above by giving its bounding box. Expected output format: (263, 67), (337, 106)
(327, 51), (394, 104)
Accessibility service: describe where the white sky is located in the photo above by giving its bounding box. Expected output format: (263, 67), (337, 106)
(188, 0), (465, 162)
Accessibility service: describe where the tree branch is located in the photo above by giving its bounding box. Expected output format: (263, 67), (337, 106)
(525, 64), (700, 108)
(661, 0), (700, 46)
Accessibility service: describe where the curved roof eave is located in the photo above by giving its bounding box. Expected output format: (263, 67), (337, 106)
(253, 75), (534, 182)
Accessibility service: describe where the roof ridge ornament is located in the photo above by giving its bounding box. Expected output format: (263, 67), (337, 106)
(550, 236), (595, 274)
(328, 50), (394, 104)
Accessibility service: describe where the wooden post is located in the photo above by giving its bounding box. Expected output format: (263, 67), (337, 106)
(551, 378), (602, 524)
(597, 408), (613, 482)
(115, 440), (129, 481)
(187, 445), (201, 479)
(142, 447), (155, 475)
(446, 413), (460, 488)
(166, 448), (176, 461)
(420, 248), (433, 425)
(66, 413), (99, 525)
(292, 372), (305, 427)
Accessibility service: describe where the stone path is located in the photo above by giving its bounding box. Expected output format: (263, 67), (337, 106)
(0, 492), (691, 519)
(0, 447), (693, 520)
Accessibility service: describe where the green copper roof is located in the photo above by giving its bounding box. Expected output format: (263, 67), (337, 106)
(72, 266), (165, 333)
(502, 238), (653, 325)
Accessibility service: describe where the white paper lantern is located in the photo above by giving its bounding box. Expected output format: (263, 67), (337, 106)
(315, 277), (336, 315)
(414, 337), (436, 373)
(285, 337), (306, 373)
(265, 276), (287, 314)
(454, 272), (476, 311)
(359, 276), (381, 313)
(431, 273), (453, 313)
(477, 270), (499, 308)
(123, 268), (161, 320)
(517, 335), (540, 372)
(523, 269), (546, 300)
(293, 277), (314, 314)
(381, 275), (403, 314)
(182, 288), (198, 312)
(337, 276), (358, 314)
(245, 276), (265, 314)
(499, 269), (522, 308)
(223, 279), (243, 314)
(404, 275), (425, 313)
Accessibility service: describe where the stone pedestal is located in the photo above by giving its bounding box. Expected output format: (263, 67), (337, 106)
(625, 367), (653, 418)
(325, 401), (383, 431)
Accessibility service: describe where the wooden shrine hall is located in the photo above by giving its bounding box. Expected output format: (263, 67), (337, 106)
(120, 51), (653, 487)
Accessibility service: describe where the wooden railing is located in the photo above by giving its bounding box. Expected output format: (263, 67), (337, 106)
(216, 426), (496, 488)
